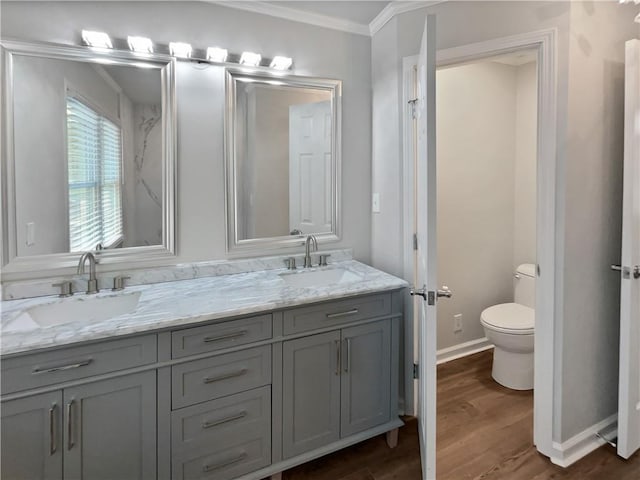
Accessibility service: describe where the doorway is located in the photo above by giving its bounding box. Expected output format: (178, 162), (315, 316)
(402, 29), (559, 475)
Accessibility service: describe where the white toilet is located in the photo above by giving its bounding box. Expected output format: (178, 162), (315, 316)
(480, 264), (535, 390)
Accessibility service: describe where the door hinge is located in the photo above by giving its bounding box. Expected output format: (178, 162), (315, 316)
(408, 98), (418, 119)
(413, 363), (419, 379)
(413, 233), (418, 251)
(427, 291), (436, 305)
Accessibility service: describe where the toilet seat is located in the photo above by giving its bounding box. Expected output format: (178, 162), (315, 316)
(480, 303), (534, 334)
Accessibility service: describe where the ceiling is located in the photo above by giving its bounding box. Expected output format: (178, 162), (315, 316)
(268, 1), (390, 25)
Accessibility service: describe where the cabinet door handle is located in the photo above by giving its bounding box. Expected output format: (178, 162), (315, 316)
(203, 330), (248, 343)
(335, 340), (341, 376)
(203, 368), (248, 384)
(49, 404), (57, 456)
(202, 411), (247, 429)
(202, 452), (247, 472)
(66, 400), (74, 451)
(344, 338), (352, 373)
(326, 309), (359, 319)
(33, 359), (92, 375)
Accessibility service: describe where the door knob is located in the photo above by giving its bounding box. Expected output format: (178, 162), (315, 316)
(437, 286), (453, 299)
(409, 285), (428, 300)
(611, 265), (640, 279)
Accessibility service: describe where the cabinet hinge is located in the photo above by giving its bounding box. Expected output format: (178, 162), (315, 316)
(413, 363), (419, 379)
(413, 233), (418, 251)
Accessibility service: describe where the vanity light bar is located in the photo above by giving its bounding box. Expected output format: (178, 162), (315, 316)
(207, 47), (228, 63)
(240, 51), (262, 67)
(169, 42), (193, 58)
(270, 56), (293, 70)
(82, 30), (113, 49)
(79, 30), (292, 70)
(127, 36), (153, 54)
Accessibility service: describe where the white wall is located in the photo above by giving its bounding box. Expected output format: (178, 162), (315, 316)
(436, 60), (537, 350)
(436, 61), (514, 349)
(371, 0), (638, 446)
(1, 0), (372, 279)
(514, 61), (538, 271)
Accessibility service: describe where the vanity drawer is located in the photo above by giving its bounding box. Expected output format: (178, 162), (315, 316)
(171, 345), (271, 409)
(1, 335), (157, 394)
(171, 314), (272, 359)
(171, 386), (270, 454)
(172, 434), (270, 480)
(283, 293), (392, 335)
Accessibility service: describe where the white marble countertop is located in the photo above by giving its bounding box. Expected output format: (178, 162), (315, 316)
(1, 261), (407, 356)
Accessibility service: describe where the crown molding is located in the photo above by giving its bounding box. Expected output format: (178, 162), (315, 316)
(369, 1), (445, 36)
(209, 1), (371, 36)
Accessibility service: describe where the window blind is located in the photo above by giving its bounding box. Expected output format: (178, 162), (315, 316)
(66, 95), (123, 252)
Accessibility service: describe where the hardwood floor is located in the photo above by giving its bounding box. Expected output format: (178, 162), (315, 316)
(281, 349), (640, 479)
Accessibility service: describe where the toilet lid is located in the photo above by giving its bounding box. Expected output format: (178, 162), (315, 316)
(480, 303), (534, 333)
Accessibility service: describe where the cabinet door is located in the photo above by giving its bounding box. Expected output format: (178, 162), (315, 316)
(282, 331), (341, 458)
(64, 371), (157, 480)
(341, 320), (391, 437)
(1, 391), (63, 480)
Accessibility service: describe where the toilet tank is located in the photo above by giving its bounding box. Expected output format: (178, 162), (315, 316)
(514, 263), (536, 308)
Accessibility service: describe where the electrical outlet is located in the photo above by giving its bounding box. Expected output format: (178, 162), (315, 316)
(454, 314), (463, 333)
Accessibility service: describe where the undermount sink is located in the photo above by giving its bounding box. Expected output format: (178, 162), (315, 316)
(3, 292), (141, 332)
(279, 267), (363, 288)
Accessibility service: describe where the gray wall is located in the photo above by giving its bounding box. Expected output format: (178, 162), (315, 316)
(560, 1), (636, 441)
(370, 0), (638, 444)
(1, 0), (372, 275)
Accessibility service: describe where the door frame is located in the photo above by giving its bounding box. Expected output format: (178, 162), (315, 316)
(401, 28), (558, 459)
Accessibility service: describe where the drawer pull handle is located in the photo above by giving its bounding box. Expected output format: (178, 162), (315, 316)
(326, 309), (359, 319)
(66, 400), (74, 451)
(202, 452), (247, 473)
(335, 340), (341, 376)
(49, 404), (57, 456)
(33, 359), (92, 375)
(202, 411), (247, 429)
(203, 368), (248, 384)
(203, 330), (248, 343)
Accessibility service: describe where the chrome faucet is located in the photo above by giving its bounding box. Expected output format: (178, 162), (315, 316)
(304, 235), (318, 268)
(77, 252), (99, 294)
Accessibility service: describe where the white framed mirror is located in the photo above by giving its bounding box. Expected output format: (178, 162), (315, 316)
(1, 40), (177, 275)
(225, 68), (342, 252)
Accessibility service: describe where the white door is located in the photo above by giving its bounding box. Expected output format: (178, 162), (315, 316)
(414, 15), (438, 480)
(617, 38), (640, 460)
(289, 100), (332, 236)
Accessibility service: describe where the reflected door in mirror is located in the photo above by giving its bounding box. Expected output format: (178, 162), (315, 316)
(289, 100), (332, 236)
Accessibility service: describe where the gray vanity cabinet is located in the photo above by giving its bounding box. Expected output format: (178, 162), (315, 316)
(1, 391), (63, 480)
(63, 371), (157, 480)
(282, 318), (392, 459)
(282, 331), (342, 458)
(340, 320), (391, 437)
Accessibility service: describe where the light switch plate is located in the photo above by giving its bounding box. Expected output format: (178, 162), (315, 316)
(372, 193), (380, 213)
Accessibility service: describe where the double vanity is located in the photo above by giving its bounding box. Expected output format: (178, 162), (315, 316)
(0, 36), (405, 479)
(1, 259), (406, 480)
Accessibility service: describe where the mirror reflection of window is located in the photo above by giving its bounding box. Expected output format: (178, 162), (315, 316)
(66, 94), (123, 252)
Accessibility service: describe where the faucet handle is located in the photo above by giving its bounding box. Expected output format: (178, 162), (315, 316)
(52, 281), (73, 298)
(318, 254), (331, 267)
(112, 275), (131, 291)
(284, 258), (297, 270)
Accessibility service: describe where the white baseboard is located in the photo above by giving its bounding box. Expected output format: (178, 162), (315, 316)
(436, 337), (494, 365)
(549, 414), (618, 467)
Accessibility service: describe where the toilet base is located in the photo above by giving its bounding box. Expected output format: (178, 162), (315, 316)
(491, 346), (533, 390)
